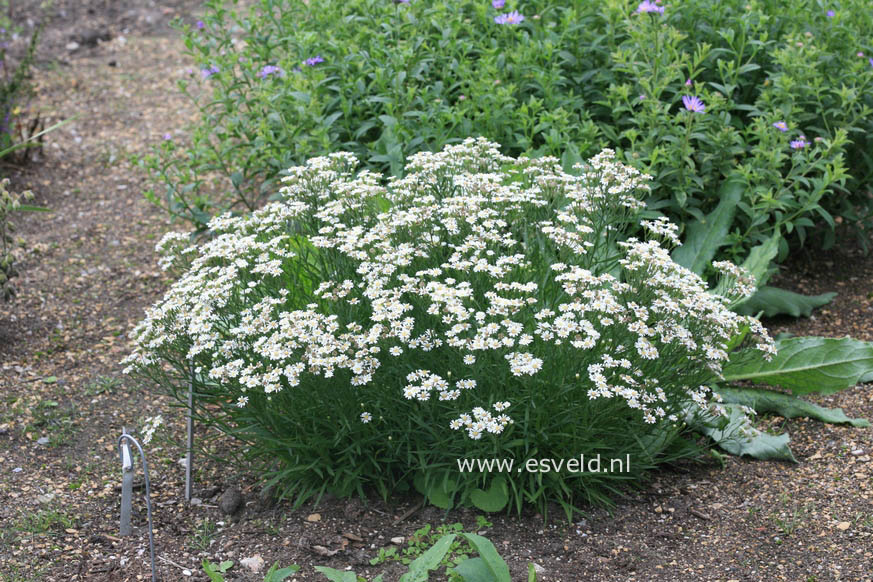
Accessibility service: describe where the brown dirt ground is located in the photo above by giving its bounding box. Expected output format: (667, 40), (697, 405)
(1, 2), (872, 581)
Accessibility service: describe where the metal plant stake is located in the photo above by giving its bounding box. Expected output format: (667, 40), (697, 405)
(186, 367), (194, 502)
(118, 429), (157, 582)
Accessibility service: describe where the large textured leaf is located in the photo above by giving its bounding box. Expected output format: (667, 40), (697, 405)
(734, 286), (836, 318)
(459, 534), (511, 582)
(723, 337), (873, 394)
(686, 403), (796, 462)
(672, 178), (744, 274)
(400, 534), (456, 582)
(716, 387), (870, 427)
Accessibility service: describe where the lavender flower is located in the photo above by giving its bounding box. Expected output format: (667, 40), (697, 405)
(685, 78), (692, 86)
(682, 95), (705, 113)
(492, 0), (505, 8)
(163, 133), (172, 140)
(196, 20), (205, 29)
(636, 1), (664, 14)
(826, 10), (835, 18)
(200, 64), (220, 79)
(772, 121), (788, 132)
(790, 137), (808, 150)
(494, 10), (524, 24)
(869, 57), (873, 69)
(304, 55), (325, 67)
(257, 65), (284, 79)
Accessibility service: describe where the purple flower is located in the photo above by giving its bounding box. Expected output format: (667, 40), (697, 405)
(304, 55), (325, 67)
(257, 65), (284, 79)
(200, 64), (220, 79)
(196, 20), (205, 29)
(494, 10), (524, 24)
(682, 95), (705, 113)
(790, 137), (809, 150)
(869, 58), (873, 69)
(492, 0), (505, 8)
(163, 133), (172, 140)
(826, 10), (835, 18)
(772, 121), (788, 132)
(636, 1), (664, 14)
(685, 78), (692, 86)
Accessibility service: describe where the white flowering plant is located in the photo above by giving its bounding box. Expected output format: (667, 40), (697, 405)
(125, 138), (780, 513)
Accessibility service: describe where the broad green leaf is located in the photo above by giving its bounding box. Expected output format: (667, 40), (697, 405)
(264, 562), (300, 582)
(528, 563), (538, 582)
(469, 476), (509, 513)
(716, 386), (870, 427)
(672, 178), (744, 275)
(459, 533), (511, 582)
(453, 558), (494, 582)
(734, 287), (836, 318)
(313, 567), (357, 582)
(723, 336), (873, 394)
(399, 534), (456, 582)
(686, 403), (797, 462)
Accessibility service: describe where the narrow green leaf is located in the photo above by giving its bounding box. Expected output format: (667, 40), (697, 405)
(528, 563), (537, 582)
(672, 178), (744, 274)
(734, 287), (835, 318)
(716, 386), (870, 427)
(723, 336), (873, 394)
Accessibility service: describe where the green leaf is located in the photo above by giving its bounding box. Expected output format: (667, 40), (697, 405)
(528, 563), (537, 582)
(14, 204), (51, 212)
(734, 287), (835, 318)
(716, 386), (870, 427)
(453, 558), (494, 582)
(469, 476), (509, 513)
(459, 533), (511, 582)
(672, 178), (744, 274)
(687, 403), (797, 462)
(313, 566), (357, 582)
(739, 233), (780, 287)
(399, 534), (457, 582)
(723, 336), (873, 394)
(42, 376), (58, 384)
(201, 560), (225, 582)
(264, 562), (300, 582)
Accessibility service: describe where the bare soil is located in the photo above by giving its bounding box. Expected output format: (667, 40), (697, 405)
(1, 2), (871, 581)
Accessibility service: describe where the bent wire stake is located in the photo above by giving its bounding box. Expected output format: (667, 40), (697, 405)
(118, 430), (157, 582)
(185, 367), (194, 503)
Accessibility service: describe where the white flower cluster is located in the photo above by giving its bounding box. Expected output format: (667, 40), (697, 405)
(125, 137), (776, 438)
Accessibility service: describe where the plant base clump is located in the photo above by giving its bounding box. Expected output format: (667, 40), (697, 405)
(125, 138), (774, 514)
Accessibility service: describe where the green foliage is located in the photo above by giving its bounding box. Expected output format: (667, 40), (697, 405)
(0, 9), (41, 158)
(723, 336), (873, 394)
(323, 531), (522, 582)
(734, 287), (836, 318)
(686, 401), (797, 462)
(144, 0), (873, 269)
(716, 386), (870, 427)
(127, 141), (778, 513)
(203, 560), (298, 582)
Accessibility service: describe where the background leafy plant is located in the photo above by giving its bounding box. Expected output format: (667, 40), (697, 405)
(144, 0), (873, 269)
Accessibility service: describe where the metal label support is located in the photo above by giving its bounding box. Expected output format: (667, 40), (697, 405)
(185, 367), (194, 502)
(118, 430), (157, 582)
